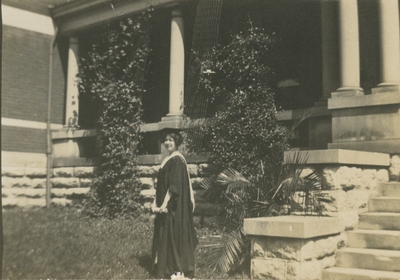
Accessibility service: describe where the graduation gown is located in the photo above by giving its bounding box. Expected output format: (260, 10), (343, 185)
(151, 153), (198, 278)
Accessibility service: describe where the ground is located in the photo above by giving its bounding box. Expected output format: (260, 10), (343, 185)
(2, 207), (249, 279)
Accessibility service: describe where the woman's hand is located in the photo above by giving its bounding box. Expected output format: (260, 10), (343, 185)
(151, 206), (168, 214)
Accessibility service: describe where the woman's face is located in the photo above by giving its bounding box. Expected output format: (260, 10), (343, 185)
(164, 135), (177, 153)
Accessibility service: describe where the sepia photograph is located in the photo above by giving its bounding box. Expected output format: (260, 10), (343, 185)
(1, 0), (400, 279)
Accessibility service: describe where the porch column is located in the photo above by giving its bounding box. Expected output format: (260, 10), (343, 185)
(319, 0), (339, 104)
(65, 36), (80, 127)
(372, 0), (400, 93)
(165, 8), (185, 120)
(333, 0), (363, 97)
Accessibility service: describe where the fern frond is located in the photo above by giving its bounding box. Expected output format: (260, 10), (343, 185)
(202, 229), (244, 273)
(217, 168), (250, 186)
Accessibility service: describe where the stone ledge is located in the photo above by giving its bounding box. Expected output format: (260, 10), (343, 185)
(137, 153), (210, 165)
(328, 91), (400, 110)
(328, 140), (400, 155)
(276, 106), (331, 122)
(284, 149), (390, 166)
(52, 157), (100, 168)
(52, 129), (97, 139)
(244, 216), (341, 239)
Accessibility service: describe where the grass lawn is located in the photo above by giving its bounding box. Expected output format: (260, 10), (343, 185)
(2, 207), (250, 279)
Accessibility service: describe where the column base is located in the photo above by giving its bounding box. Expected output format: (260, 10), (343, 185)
(331, 87), (364, 98)
(371, 84), (400, 94)
(161, 114), (186, 122)
(159, 115), (190, 130)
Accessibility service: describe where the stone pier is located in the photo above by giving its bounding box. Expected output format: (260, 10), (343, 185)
(244, 216), (344, 280)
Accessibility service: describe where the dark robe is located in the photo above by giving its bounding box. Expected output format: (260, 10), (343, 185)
(151, 154), (198, 278)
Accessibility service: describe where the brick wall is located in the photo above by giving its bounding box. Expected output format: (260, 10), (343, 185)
(2, 25), (66, 125)
(1, 126), (47, 153)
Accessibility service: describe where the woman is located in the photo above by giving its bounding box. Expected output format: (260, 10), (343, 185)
(151, 130), (198, 279)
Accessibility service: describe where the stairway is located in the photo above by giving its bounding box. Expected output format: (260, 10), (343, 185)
(322, 182), (400, 280)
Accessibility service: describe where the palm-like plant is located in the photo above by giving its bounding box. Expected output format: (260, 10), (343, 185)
(199, 151), (324, 273)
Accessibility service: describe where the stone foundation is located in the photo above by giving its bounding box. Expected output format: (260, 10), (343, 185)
(2, 161), (218, 216)
(2, 166), (93, 207)
(285, 150), (395, 230)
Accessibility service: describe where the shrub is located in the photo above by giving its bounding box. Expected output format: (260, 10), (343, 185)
(191, 25), (288, 184)
(78, 11), (153, 218)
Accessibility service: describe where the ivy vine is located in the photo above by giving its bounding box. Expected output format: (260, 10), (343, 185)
(78, 10), (153, 218)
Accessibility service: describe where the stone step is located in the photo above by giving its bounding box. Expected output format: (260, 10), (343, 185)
(336, 247), (400, 272)
(323, 267), (400, 280)
(359, 213), (400, 230)
(369, 197), (400, 212)
(379, 182), (400, 197)
(347, 229), (400, 250)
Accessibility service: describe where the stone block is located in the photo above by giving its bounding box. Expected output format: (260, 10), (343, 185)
(252, 237), (265, 258)
(31, 178), (47, 188)
(252, 258), (286, 280)
(74, 166), (96, 178)
(338, 210), (359, 230)
(261, 237), (315, 262)
(346, 190), (376, 212)
(3, 188), (46, 198)
(321, 255), (336, 269)
(25, 168), (47, 178)
(292, 190), (346, 215)
(376, 168), (390, 182)
(337, 166), (363, 190)
(80, 178), (93, 188)
(52, 198), (72, 206)
(322, 166), (339, 190)
(320, 190), (347, 215)
(2, 167), (25, 177)
(299, 168), (316, 178)
(360, 169), (389, 190)
(287, 259), (322, 280)
(389, 154), (400, 181)
(361, 169), (376, 189)
(140, 189), (156, 199)
(52, 188), (90, 198)
(138, 165), (159, 177)
(1, 176), (33, 188)
(51, 177), (80, 188)
(140, 178), (154, 189)
(313, 235), (341, 259)
(143, 202), (152, 211)
(53, 167), (74, 178)
(2, 197), (46, 208)
(187, 164), (199, 176)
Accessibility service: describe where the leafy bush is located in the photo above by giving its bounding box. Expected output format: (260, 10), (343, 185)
(78, 11), (153, 218)
(190, 26), (288, 184)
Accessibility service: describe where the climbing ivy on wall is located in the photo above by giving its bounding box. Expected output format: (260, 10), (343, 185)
(78, 10), (153, 218)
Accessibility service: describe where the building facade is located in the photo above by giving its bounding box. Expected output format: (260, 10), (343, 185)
(2, 0), (400, 278)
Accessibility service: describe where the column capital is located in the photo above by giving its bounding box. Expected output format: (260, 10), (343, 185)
(69, 36), (78, 45)
(171, 8), (182, 18)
